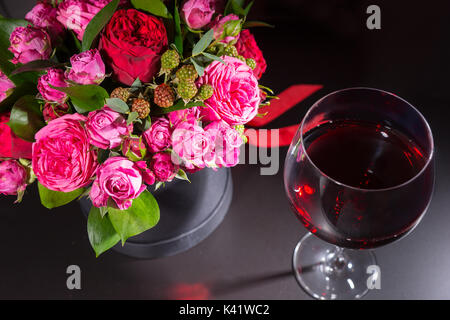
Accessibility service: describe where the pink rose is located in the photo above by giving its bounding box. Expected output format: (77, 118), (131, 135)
(0, 71), (15, 103)
(210, 14), (241, 43)
(172, 121), (214, 169)
(0, 160), (28, 196)
(197, 56), (260, 125)
(205, 121), (242, 167)
(235, 29), (267, 80)
(143, 117), (172, 153)
(38, 68), (68, 103)
(86, 106), (132, 150)
(25, 2), (65, 41)
(66, 49), (106, 85)
(135, 161), (156, 185)
(122, 135), (147, 161)
(150, 152), (178, 182)
(181, 0), (215, 29)
(57, 0), (111, 41)
(90, 157), (146, 210)
(32, 114), (98, 192)
(167, 107), (201, 127)
(9, 25), (52, 64)
(43, 103), (70, 122)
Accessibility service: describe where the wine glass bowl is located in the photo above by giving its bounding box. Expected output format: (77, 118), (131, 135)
(284, 88), (434, 299)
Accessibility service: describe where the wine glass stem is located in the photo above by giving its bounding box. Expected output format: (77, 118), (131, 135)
(323, 246), (347, 277)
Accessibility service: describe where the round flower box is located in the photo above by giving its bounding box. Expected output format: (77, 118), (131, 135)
(80, 168), (232, 259)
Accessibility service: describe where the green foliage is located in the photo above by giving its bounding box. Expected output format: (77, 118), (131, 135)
(82, 0), (120, 52)
(108, 190), (160, 245)
(87, 206), (120, 257)
(131, 0), (172, 19)
(52, 84), (109, 113)
(8, 95), (44, 142)
(38, 183), (85, 209)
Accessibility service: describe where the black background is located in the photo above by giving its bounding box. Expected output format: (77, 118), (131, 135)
(0, 0), (449, 299)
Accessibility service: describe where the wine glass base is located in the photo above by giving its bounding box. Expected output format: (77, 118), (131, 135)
(293, 233), (377, 300)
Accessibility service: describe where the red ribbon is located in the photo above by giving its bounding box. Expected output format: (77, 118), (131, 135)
(245, 84), (322, 148)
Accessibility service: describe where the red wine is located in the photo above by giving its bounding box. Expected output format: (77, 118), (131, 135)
(285, 120), (434, 249)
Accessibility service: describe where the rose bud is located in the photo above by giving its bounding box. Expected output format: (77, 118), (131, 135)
(66, 49), (106, 85)
(0, 71), (15, 103)
(9, 25), (52, 64)
(122, 135), (147, 161)
(43, 103), (70, 123)
(25, 2), (65, 42)
(210, 14), (241, 44)
(37, 68), (68, 104)
(150, 152), (178, 182)
(181, 0), (216, 30)
(0, 160), (28, 202)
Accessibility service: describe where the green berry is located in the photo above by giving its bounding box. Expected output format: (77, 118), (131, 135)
(224, 45), (238, 57)
(205, 46), (218, 55)
(161, 50), (180, 70)
(177, 80), (198, 101)
(246, 58), (257, 70)
(236, 55), (246, 62)
(197, 84), (214, 101)
(176, 65), (198, 81)
(234, 125), (245, 135)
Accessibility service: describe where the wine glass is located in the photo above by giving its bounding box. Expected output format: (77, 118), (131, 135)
(284, 87), (434, 299)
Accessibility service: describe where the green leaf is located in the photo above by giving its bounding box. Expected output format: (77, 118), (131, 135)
(105, 98), (130, 113)
(52, 84), (109, 113)
(243, 21), (275, 28)
(131, 77), (142, 88)
(151, 99), (205, 115)
(87, 206), (120, 257)
(131, 0), (172, 19)
(191, 57), (205, 77)
(108, 190), (160, 245)
(224, 0), (246, 16)
(38, 183), (85, 209)
(201, 52), (226, 64)
(8, 95), (44, 142)
(0, 81), (38, 113)
(173, 1), (183, 55)
(243, 1), (254, 16)
(127, 111), (139, 125)
(192, 29), (214, 56)
(10, 60), (65, 76)
(82, 0), (120, 52)
(176, 169), (190, 183)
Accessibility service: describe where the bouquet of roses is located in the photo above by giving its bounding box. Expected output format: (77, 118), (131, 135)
(0, 0), (273, 256)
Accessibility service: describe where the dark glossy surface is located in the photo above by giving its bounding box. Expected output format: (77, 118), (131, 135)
(0, 0), (450, 299)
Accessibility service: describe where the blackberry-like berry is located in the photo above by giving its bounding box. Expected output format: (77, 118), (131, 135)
(176, 65), (198, 81)
(246, 58), (257, 70)
(224, 45), (238, 57)
(236, 55), (246, 62)
(177, 80), (198, 101)
(131, 98), (151, 119)
(161, 50), (180, 71)
(154, 84), (175, 108)
(197, 84), (214, 101)
(110, 87), (130, 102)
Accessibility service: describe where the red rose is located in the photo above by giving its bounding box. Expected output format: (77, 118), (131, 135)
(235, 29), (267, 80)
(0, 112), (32, 159)
(99, 9), (168, 86)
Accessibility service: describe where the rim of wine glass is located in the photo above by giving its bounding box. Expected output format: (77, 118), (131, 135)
(299, 87), (435, 193)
